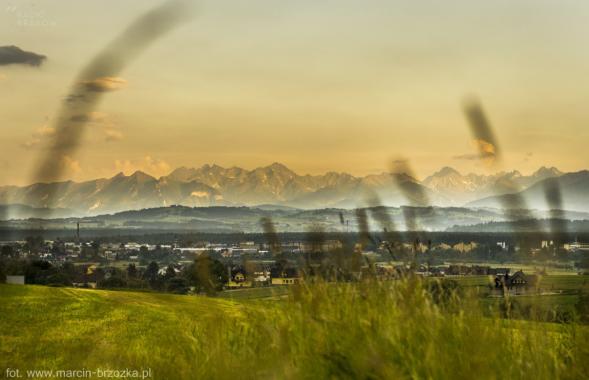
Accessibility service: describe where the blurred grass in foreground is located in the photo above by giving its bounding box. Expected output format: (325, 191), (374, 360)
(1, 280), (588, 379)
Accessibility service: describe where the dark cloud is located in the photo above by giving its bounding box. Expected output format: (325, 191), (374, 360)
(0, 45), (46, 66)
(70, 114), (91, 123)
(65, 94), (87, 103)
(462, 96), (500, 163)
(82, 76), (127, 92)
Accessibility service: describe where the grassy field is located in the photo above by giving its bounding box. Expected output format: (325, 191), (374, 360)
(1, 282), (588, 379)
(219, 285), (290, 301)
(449, 274), (589, 290)
(446, 262), (578, 276)
(448, 275), (589, 321)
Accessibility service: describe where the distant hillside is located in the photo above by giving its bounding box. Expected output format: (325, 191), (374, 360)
(0, 204), (79, 219)
(3, 205), (589, 233)
(446, 218), (589, 233)
(467, 171), (589, 212)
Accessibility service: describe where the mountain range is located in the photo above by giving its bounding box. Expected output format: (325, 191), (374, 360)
(0, 163), (585, 217)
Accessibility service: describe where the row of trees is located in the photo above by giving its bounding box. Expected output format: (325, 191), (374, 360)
(0, 253), (228, 295)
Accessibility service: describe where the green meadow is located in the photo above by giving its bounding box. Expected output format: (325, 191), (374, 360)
(1, 281), (588, 379)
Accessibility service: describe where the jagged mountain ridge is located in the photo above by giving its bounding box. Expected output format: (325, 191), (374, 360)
(0, 163), (570, 216)
(422, 166), (563, 204)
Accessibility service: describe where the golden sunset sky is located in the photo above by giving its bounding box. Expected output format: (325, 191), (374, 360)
(1, 0), (588, 185)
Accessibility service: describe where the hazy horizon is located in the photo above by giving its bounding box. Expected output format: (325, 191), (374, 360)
(2, 0), (589, 186)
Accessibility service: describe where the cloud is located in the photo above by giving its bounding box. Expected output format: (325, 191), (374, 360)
(453, 139), (496, 162)
(70, 111), (124, 142)
(0, 45), (46, 66)
(81, 76), (127, 92)
(21, 138), (41, 149)
(453, 152), (495, 161)
(70, 111), (108, 123)
(104, 128), (124, 142)
(26, 153), (81, 175)
(114, 156), (171, 177)
(36, 125), (56, 137)
(60, 155), (82, 174)
(473, 138), (496, 155)
(21, 124), (56, 149)
(391, 158), (408, 166)
(453, 153), (478, 161)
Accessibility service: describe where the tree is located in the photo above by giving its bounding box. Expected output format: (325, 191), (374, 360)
(167, 277), (189, 294)
(127, 263), (138, 278)
(24, 260), (52, 284)
(51, 239), (66, 256)
(576, 255), (589, 270)
(45, 272), (73, 287)
(0, 258), (6, 283)
(1, 245), (14, 258)
(98, 275), (128, 289)
(164, 264), (176, 280)
(60, 262), (77, 281)
(144, 261), (159, 282)
(25, 236), (44, 254)
(575, 289), (589, 323)
(91, 241), (100, 257)
(143, 261), (164, 290)
(186, 254), (228, 295)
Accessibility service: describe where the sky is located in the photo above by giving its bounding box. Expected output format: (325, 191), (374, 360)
(1, 0), (588, 185)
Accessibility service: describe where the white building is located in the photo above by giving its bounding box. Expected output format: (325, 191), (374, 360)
(6, 275), (25, 285)
(564, 241), (589, 252)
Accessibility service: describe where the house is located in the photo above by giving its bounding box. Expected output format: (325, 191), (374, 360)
(446, 265), (470, 276)
(494, 270), (537, 291)
(225, 267), (252, 288)
(507, 270), (528, 287)
(158, 265), (182, 277)
(71, 264), (102, 288)
(270, 267), (301, 285)
(74, 282), (97, 289)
